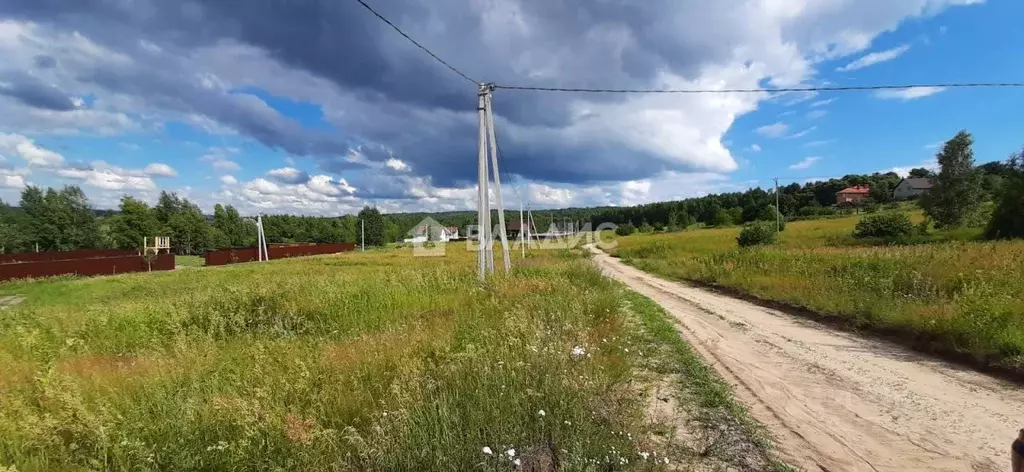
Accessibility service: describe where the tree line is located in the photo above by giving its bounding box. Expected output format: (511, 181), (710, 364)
(2, 130), (1022, 255)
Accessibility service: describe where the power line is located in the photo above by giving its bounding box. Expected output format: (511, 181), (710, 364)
(352, 0), (477, 85)
(492, 81), (1024, 94)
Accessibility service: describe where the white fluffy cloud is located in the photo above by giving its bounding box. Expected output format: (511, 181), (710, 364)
(220, 175), (238, 185)
(143, 163), (177, 177)
(201, 148), (242, 172)
(0, 133), (64, 168)
(837, 45), (912, 72)
(56, 162), (157, 190)
(875, 86), (947, 100)
(756, 122), (789, 138)
(789, 156), (822, 170)
(385, 158), (410, 172)
(0, 166), (28, 189)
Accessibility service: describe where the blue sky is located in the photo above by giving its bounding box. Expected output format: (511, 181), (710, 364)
(0, 0), (1020, 215)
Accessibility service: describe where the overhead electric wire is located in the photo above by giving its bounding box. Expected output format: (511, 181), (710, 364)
(352, 0), (478, 85)
(492, 82), (1024, 94)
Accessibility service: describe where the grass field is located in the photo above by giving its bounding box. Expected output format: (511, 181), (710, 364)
(609, 212), (1024, 371)
(174, 255), (205, 267)
(0, 246), (785, 471)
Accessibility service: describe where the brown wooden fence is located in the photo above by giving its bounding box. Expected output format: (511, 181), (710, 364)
(205, 243), (357, 266)
(0, 254), (175, 282)
(0, 248), (137, 264)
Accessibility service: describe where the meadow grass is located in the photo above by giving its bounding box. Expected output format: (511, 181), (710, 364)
(609, 213), (1024, 370)
(174, 255), (205, 268)
(0, 245), (779, 470)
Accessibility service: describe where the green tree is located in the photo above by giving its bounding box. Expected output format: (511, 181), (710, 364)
(213, 204), (250, 247)
(985, 149), (1024, 240)
(713, 209), (733, 227)
(18, 185), (45, 249)
(921, 131), (982, 228)
(168, 201), (209, 254)
(110, 196), (161, 250)
(0, 199), (26, 253)
(358, 206), (385, 247)
(21, 185), (99, 251)
(908, 168), (935, 179)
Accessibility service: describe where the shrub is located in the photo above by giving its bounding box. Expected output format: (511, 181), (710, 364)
(852, 212), (913, 239)
(638, 222), (654, 234)
(985, 152), (1024, 239)
(737, 222), (777, 247)
(615, 223), (636, 236)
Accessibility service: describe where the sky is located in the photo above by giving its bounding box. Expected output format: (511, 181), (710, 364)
(0, 0), (1021, 216)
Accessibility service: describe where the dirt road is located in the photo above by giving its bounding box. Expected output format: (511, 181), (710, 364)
(588, 245), (1024, 472)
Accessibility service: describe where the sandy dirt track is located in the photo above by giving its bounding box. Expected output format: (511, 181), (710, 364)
(588, 245), (1024, 472)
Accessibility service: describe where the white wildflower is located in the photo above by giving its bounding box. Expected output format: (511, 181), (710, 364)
(571, 345), (586, 360)
(663, 457), (670, 464)
(537, 409), (546, 417)
(483, 446), (493, 455)
(513, 458), (521, 466)
(506, 448), (516, 458)
(639, 452), (650, 460)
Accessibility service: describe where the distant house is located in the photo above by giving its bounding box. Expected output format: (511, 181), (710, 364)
(403, 218), (459, 243)
(893, 178), (934, 200)
(836, 185), (870, 206)
(442, 226), (460, 241)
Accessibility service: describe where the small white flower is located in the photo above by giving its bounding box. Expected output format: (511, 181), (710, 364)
(639, 452), (650, 460)
(663, 457), (670, 464)
(506, 448), (516, 458)
(537, 409), (546, 417)
(563, 420), (572, 425)
(483, 446), (493, 455)
(571, 345), (586, 360)
(513, 458), (521, 466)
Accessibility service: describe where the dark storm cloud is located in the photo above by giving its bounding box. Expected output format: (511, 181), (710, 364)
(0, 71), (78, 111)
(266, 167), (310, 185)
(33, 55), (57, 69)
(0, 0), (746, 188)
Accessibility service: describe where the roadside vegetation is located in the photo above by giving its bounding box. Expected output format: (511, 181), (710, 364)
(0, 246), (784, 470)
(610, 134), (1024, 373)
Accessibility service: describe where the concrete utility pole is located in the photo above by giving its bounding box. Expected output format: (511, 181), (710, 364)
(473, 83), (512, 280)
(485, 92), (511, 273)
(476, 84), (489, 279)
(519, 200), (525, 259)
(774, 177), (780, 233)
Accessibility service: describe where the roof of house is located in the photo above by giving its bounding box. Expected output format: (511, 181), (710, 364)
(902, 178), (934, 190)
(837, 185), (870, 194)
(443, 226), (459, 232)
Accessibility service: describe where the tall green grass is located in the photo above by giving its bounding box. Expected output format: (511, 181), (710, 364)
(610, 213), (1024, 369)
(0, 247), (777, 470)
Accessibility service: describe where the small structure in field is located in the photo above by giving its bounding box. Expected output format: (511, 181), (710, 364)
(893, 178), (934, 200)
(404, 217), (459, 243)
(836, 185), (870, 206)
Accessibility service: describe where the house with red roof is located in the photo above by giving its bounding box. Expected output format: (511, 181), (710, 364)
(836, 185), (870, 206)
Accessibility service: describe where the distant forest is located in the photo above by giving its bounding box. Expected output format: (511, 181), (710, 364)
(0, 160), (1016, 255)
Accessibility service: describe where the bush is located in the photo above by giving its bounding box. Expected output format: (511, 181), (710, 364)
(615, 223), (636, 236)
(985, 152), (1024, 239)
(737, 222), (777, 247)
(852, 212), (913, 239)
